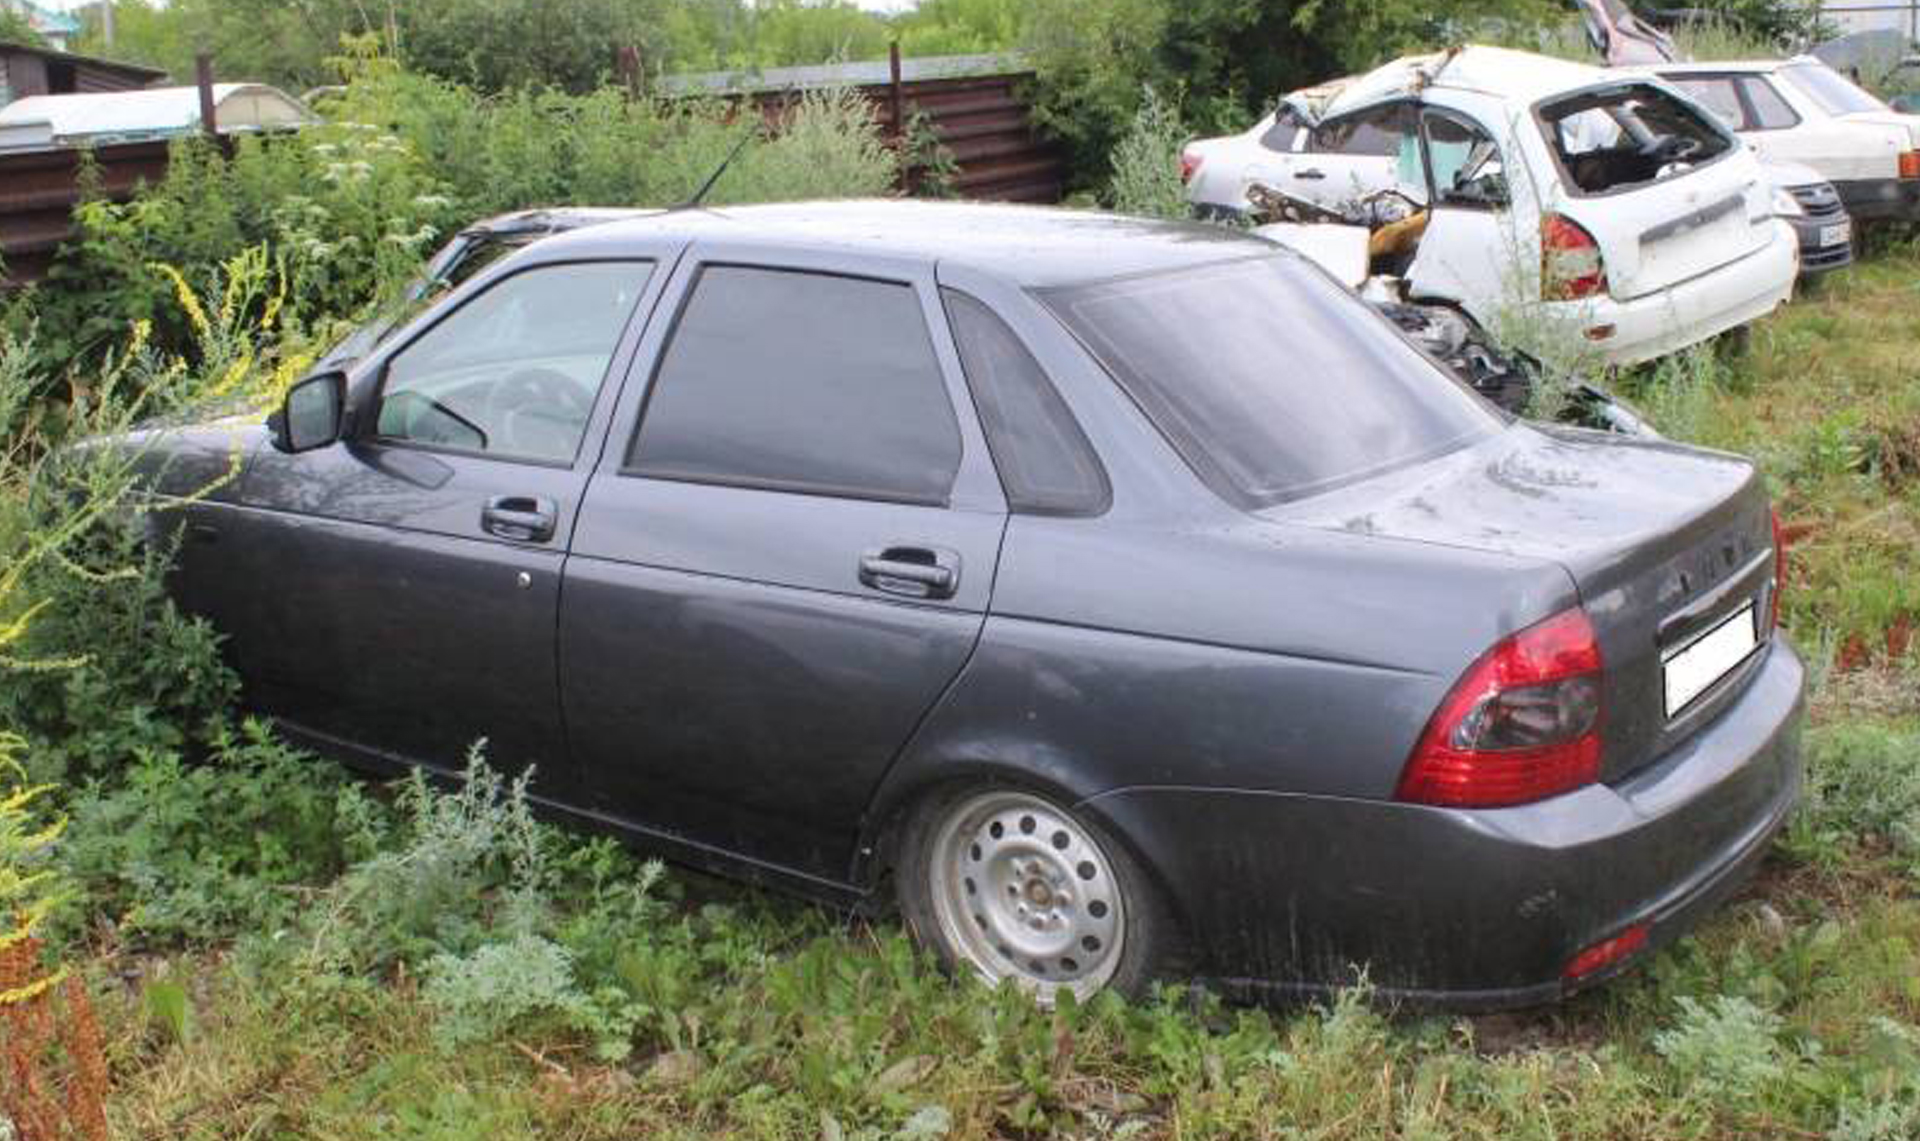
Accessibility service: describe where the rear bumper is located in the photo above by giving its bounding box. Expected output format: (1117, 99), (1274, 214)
(1831, 176), (1920, 222)
(1785, 213), (1855, 276)
(1547, 221), (1797, 367)
(1082, 637), (1805, 1011)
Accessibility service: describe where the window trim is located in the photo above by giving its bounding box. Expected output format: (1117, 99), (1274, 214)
(619, 261), (967, 509)
(1530, 79), (1740, 201)
(366, 257), (656, 470)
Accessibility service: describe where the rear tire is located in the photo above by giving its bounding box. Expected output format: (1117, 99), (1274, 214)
(895, 784), (1172, 1004)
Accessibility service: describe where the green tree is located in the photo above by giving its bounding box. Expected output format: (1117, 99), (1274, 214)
(0, 7), (48, 48)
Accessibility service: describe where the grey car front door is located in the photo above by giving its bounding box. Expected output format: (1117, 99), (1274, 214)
(559, 251), (1008, 884)
(221, 257), (666, 783)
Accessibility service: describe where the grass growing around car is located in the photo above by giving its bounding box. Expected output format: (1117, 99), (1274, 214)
(4, 244), (1919, 1140)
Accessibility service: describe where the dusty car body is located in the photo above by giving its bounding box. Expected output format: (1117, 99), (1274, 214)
(119, 201), (1803, 1010)
(1183, 46), (1801, 368)
(1642, 59), (1920, 225)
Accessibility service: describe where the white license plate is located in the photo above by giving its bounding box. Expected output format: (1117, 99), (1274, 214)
(1663, 603), (1760, 718)
(1820, 221), (1851, 248)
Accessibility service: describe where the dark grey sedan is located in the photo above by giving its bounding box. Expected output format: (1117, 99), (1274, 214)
(130, 201), (1803, 1009)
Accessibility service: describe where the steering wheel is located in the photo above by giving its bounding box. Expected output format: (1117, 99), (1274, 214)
(1640, 135), (1704, 164)
(486, 367), (593, 456)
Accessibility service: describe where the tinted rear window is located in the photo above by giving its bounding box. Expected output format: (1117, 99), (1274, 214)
(1540, 83), (1733, 195)
(1040, 256), (1499, 507)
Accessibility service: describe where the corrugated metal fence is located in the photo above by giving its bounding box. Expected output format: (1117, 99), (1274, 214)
(0, 137), (169, 286)
(0, 52), (1064, 288)
(663, 52), (1066, 203)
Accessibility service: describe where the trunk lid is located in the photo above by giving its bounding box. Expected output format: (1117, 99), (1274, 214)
(1540, 81), (1776, 300)
(1265, 424), (1777, 783)
(1836, 109), (1920, 151)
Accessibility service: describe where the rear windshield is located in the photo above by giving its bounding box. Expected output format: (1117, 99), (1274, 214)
(1780, 61), (1888, 116)
(1040, 256), (1500, 507)
(1539, 82), (1734, 196)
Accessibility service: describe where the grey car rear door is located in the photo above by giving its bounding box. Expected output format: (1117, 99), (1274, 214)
(558, 244), (1007, 885)
(219, 250), (676, 783)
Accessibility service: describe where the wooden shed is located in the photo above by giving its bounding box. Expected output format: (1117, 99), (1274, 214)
(0, 39), (163, 108)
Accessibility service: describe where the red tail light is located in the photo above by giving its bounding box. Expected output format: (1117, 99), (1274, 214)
(1396, 607), (1605, 808)
(1564, 922), (1649, 980)
(1769, 507), (1786, 633)
(1899, 150), (1920, 180)
(1179, 149), (1204, 185)
(1541, 213), (1606, 301)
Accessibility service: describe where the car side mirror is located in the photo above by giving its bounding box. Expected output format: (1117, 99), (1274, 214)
(270, 371), (347, 453)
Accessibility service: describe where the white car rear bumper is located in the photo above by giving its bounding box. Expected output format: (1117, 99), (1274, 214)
(1547, 221), (1798, 368)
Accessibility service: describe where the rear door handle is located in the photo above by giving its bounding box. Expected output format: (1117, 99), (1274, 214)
(1296, 167), (1327, 181)
(481, 495), (557, 543)
(859, 546), (959, 600)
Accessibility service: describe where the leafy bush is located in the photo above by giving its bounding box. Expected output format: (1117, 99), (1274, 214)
(1105, 87), (1191, 219)
(300, 746), (548, 973)
(55, 719), (375, 945)
(1790, 720), (1920, 873)
(1653, 994), (1789, 1104)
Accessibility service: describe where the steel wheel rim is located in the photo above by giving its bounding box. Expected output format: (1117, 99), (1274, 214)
(927, 790), (1125, 1001)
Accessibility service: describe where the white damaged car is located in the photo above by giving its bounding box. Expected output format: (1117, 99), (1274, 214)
(1183, 46), (1800, 369)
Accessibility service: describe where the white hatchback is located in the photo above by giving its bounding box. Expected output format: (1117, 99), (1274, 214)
(1643, 58), (1920, 225)
(1183, 46), (1800, 368)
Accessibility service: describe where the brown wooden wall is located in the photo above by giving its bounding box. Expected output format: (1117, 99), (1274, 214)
(0, 138), (170, 287)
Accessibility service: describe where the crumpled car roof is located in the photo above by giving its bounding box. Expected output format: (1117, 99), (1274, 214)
(1285, 45), (1618, 125)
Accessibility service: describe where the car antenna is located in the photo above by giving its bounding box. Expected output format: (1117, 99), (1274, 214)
(673, 119), (761, 211)
(671, 84), (797, 211)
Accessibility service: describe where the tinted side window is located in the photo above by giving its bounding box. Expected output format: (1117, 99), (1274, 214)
(1309, 103), (1415, 157)
(942, 290), (1108, 516)
(1668, 76), (1748, 130)
(628, 266), (962, 505)
(1259, 109), (1305, 153)
(1741, 77), (1800, 129)
(378, 260), (652, 462)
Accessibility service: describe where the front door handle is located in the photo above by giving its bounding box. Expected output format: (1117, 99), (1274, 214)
(481, 495), (557, 543)
(1296, 167), (1327, 181)
(859, 546), (960, 600)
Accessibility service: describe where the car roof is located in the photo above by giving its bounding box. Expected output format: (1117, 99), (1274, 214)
(1640, 57), (1819, 76)
(1318, 45), (1622, 119)
(530, 199), (1275, 288)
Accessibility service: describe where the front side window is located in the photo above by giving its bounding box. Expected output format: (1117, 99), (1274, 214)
(377, 261), (652, 462)
(1780, 62), (1888, 116)
(1041, 257), (1499, 507)
(628, 266), (962, 505)
(1540, 83), (1734, 195)
(1423, 111), (1508, 209)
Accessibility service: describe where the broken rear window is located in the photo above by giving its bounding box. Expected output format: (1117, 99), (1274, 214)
(1538, 83), (1733, 196)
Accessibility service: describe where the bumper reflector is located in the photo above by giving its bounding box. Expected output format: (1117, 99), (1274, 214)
(1564, 921), (1650, 981)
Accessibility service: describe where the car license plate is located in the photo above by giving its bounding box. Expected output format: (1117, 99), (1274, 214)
(1663, 602), (1760, 718)
(1820, 221), (1851, 248)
